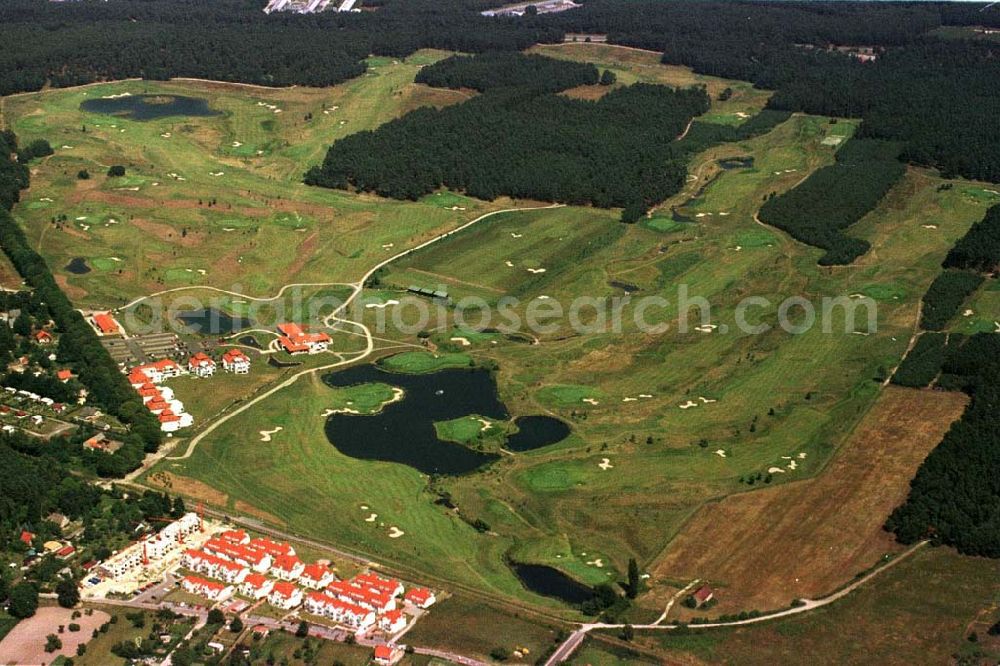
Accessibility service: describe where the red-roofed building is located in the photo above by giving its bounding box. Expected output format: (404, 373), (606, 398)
(271, 554), (305, 581)
(239, 573), (274, 600)
(692, 585), (714, 606)
(327, 579), (396, 613)
(355, 572), (404, 598)
(300, 563), (335, 590)
(249, 537), (295, 559)
(276, 323), (331, 355)
(181, 575), (234, 602)
(92, 313), (122, 337)
(33, 330), (53, 344)
(373, 644), (398, 665)
(182, 549), (248, 585)
(187, 352), (216, 378)
(203, 538), (272, 573)
(218, 529), (249, 545)
(378, 609), (407, 634)
(56, 545), (76, 560)
(404, 587), (436, 609)
(19, 530), (34, 546)
(221, 349), (251, 374)
(267, 581), (302, 610)
(56, 369), (73, 382)
(303, 592), (376, 631)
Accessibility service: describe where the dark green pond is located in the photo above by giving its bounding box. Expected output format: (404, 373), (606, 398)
(65, 257), (91, 275)
(80, 94), (219, 121)
(510, 563), (593, 605)
(323, 365), (506, 475)
(505, 416), (571, 452)
(175, 308), (251, 335)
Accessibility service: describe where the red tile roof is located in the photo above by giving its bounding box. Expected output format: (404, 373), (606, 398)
(93, 313), (119, 335)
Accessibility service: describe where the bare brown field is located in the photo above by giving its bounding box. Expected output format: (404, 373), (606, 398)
(648, 386), (969, 614)
(0, 606), (110, 665)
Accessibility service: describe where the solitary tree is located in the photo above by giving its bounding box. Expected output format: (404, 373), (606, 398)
(626, 558), (640, 599)
(57, 578), (80, 608)
(8, 582), (38, 618)
(295, 620), (309, 638)
(77, 169), (90, 180)
(207, 608), (225, 625)
(599, 69), (617, 86)
(107, 165), (126, 177)
(229, 616), (244, 633)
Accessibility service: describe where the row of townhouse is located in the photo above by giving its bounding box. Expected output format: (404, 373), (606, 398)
(97, 513), (202, 580)
(126, 349), (252, 431)
(304, 591), (377, 632)
(128, 360), (193, 433)
(182, 549), (248, 585)
(181, 575), (234, 602)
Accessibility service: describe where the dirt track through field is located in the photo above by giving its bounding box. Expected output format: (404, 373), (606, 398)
(648, 386), (968, 613)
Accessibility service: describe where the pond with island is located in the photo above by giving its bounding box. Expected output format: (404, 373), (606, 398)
(321, 359), (572, 475)
(80, 94), (219, 121)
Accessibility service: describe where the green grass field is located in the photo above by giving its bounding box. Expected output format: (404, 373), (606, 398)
(618, 547), (1000, 665)
(4, 51), (519, 308)
(8, 43), (997, 625)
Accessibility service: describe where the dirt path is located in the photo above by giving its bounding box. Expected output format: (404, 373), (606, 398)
(546, 541), (929, 664)
(162, 204), (563, 462)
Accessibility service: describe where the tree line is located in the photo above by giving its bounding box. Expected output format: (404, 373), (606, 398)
(886, 333), (1000, 557)
(757, 138), (905, 265)
(307, 54), (710, 217)
(0, 132), (162, 461)
(545, 0), (1000, 185)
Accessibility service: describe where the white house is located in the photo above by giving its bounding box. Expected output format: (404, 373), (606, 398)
(222, 349), (251, 374)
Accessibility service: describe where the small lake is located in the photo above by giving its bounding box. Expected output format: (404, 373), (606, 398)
(718, 156), (755, 170)
(505, 416), (571, 452)
(65, 257), (91, 275)
(323, 364), (508, 475)
(80, 94), (219, 121)
(175, 308), (251, 335)
(510, 563), (593, 605)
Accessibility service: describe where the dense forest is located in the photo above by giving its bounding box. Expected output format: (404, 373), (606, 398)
(886, 333), (1000, 556)
(943, 204), (1000, 273)
(920, 270), (985, 331)
(414, 52), (598, 92)
(549, 0), (1000, 184)
(890, 332), (948, 388)
(0, 0), (998, 185)
(307, 54), (710, 215)
(0, 133), (161, 466)
(756, 138), (905, 265)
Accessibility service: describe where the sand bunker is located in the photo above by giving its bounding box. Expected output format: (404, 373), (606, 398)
(598, 458), (613, 470)
(715, 449), (727, 458)
(505, 260), (514, 267)
(450, 337), (471, 347)
(922, 224), (939, 229)
(586, 558), (605, 567)
(365, 300), (400, 309)
(526, 268), (546, 274)
(388, 526), (404, 538)
(365, 513), (378, 522)
(767, 467), (786, 474)
(639, 394), (652, 399)
(963, 309), (974, 317)
(259, 426), (283, 442)
(679, 400), (698, 409)
(694, 324), (718, 333)
(582, 398), (599, 405)
(622, 397), (637, 402)
(699, 396), (717, 404)
(232, 141), (242, 147)
(511, 233), (523, 238)
(210, 172), (224, 177)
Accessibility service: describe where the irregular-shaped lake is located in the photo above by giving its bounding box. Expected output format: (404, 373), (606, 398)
(80, 94), (219, 121)
(322, 364), (506, 475)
